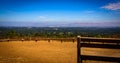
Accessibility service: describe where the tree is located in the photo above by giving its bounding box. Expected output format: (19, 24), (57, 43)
(58, 32), (64, 38)
(7, 30), (18, 39)
(96, 34), (102, 38)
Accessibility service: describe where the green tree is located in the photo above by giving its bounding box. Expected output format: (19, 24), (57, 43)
(96, 34), (102, 38)
(58, 32), (64, 38)
(7, 30), (18, 39)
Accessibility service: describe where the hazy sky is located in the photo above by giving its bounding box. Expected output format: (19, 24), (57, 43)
(0, 0), (120, 27)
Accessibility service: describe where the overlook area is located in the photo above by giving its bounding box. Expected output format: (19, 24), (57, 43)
(0, 0), (120, 63)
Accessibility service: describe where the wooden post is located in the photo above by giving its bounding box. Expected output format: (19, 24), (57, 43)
(21, 38), (24, 42)
(35, 39), (37, 42)
(7, 39), (10, 42)
(48, 38), (50, 42)
(77, 36), (82, 63)
(61, 39), (63, 43)
(73, 39), (75, 43)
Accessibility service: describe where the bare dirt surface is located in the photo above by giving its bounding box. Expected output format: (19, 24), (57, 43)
(0, 41), (120, 63)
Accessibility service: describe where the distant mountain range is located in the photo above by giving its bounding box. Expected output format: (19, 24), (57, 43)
(0, 21), (120, 27)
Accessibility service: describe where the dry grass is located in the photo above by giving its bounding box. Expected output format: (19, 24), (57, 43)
(0, 40), (120, 63)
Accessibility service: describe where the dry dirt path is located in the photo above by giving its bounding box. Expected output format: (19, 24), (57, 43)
(0, 41), (120, 63)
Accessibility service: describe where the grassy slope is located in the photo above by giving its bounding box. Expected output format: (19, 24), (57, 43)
(0, 41), (120, 63)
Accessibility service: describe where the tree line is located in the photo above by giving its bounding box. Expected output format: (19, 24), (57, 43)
(0, 27), (120, 39)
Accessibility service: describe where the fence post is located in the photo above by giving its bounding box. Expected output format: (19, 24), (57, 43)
(21, 38), (24, 42)
(73, 39), (75, 43)
(77, 36), (82, 63)
(48, 38), (50, 42)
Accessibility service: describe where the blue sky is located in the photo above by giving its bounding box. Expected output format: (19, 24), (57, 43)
(0, 0), (120, 27)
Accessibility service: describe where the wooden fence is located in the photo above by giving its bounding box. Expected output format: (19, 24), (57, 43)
(0, 38), (76, 42)
(77, 36), (120, 63)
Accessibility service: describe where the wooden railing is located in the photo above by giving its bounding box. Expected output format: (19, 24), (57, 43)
(0, 38), (76, 42)
(77, 36), (120, 63)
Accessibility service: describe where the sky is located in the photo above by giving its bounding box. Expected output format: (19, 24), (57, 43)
(0, 0), (120, 27)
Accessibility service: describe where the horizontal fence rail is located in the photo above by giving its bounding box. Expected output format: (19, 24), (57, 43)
(81, 55), (120, 62)
(1, 37), (120, 43)
(77, 36), (120, 63)
(81, 43), (120, 49)
(0, 38), (76, 42)
(81, 37), (120, 43)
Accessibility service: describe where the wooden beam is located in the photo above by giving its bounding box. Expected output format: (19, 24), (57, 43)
(81, 37), (120, 43)
(81, 55), (120, 62)
(81, 43), (120, 49)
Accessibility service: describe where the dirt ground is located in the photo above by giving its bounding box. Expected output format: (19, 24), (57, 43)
(0, 40), (120, 63)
